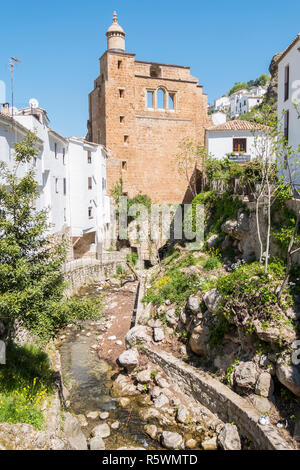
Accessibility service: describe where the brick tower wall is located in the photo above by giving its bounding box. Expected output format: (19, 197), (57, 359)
(88, 51), (210, 204)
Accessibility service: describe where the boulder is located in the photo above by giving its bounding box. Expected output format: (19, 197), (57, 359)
(234, 361), (257, 390)
(118, 348), (139, 372)
(255, 372), (274, 398)
(155, 376), (169, 388)
(153, 393), (169, 409)
(144, 424), (157, 440)
(63, 413), (88, 450)
(161, 431), (183, 450)
(217, 423), (241, 450)
(91, 423), (110, 439)
(221, 219), (238, 236)
(177, 405), (190, 424)
(206, 234), (220, 249)
(249, 395), (272, 414)
(89, 436), (105, 450)
(153, 328), (165, 342)
(125, 325), (152, 348)
(203, 289), (222, 313)
(253, 319), (296, 346)
(189, 324), (210, 356)
(111, 374), (139, 397)
(136, 369), (152, 384)
(151, 386), (162, 399)
(111, 421), (120, 430)
(165, 308), (178, 327)
(186, 295), (200, 314)
(117, 397), (130, 408)
(99, 412), (109, 420)
(86, 411), (99, 420)
(185, 439), (197, 449)
(276, 358), (300, 397)
(201, 436), (218, 450)
(77, 414), (88, 428)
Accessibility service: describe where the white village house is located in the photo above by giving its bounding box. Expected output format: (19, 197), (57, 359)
(230, 86), (267, 119)
(0, 103), (111, 260)
(206, 119), (272, 163)
(276, 33), (300, 190)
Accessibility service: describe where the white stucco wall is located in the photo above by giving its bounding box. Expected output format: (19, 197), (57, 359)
(0, 111), (110, 253)
(206, 130), (271, 161)
(277, 37), (300, 189)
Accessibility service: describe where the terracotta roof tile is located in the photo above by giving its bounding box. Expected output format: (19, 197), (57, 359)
(206, 119), (266, 132)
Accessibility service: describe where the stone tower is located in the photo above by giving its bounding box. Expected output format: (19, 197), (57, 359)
(87, 12), (210, 203)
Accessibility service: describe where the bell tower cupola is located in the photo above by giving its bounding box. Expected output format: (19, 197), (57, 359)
(106, 11), (126, 52)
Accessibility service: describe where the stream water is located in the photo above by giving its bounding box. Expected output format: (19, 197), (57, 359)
(59, 291), (163, 450)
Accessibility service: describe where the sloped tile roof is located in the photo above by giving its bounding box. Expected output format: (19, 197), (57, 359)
(206, 119), (266, 132)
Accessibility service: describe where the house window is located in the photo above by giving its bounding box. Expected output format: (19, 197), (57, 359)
(284, 65), (289, 101)
(233, 138), (247, 153)
(284, 110), (289, 142)
(120, 116), (125, 123)
(157, 89), (165, 109)
(55, 178), (59, 193)
(168, 93), (175, 110)
(63, 148), (66, 165)
(102, 178), (106, 190)
(118, 60), (122, 69)
(147, 91), (154, 109)
(88, 177), (93, 189)
(124, 135), (129, 144)
(122, 160), (127, 170)
(63, 178), (66, 195)
(88, 206), (93, 219)
(54, 143), (58, 159)
(119, 89), (124, 98)
(87, 151), (92, 163)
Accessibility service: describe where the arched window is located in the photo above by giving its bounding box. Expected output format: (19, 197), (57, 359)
(168, 93), (175, 110)
(157, 89), (165, 109)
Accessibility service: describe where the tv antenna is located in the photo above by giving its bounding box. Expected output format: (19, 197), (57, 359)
(9, 57), (21, 118)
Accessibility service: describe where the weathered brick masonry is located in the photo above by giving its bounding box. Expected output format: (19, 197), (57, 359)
(87, 12), (210, 203)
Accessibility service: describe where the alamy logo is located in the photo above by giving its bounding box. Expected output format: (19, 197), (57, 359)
(0, 80), (6, 103)
(0, 340), (6, 365)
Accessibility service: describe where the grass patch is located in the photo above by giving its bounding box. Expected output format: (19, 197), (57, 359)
(0, 343), (55, 429)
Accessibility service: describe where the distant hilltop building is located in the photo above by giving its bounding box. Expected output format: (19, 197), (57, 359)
(230, 86), (267, 118)
(87, 11), (210, 203)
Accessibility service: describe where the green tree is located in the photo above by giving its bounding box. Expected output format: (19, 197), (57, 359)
(0, 132), (101, 342)
(228, 82), (250, 96)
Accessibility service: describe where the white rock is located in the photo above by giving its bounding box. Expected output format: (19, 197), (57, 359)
(111, 421), (120, 430)
(153, 394), (169, 409)
(99, 412), (109, 420)
(89, 436), (105, 450)
(161, 431), (183, 450)
(108, 336), (117, 341)
(217, 423), (241, 450)
(91, 423), (110, 439)
(153, 328), (165, 342)
(118, 349), (139, 372)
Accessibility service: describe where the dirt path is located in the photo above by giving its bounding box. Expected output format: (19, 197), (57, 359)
(97, 281), (138, 364)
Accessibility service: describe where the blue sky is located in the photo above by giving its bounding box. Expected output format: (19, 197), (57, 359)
(1, 0), (299, 137)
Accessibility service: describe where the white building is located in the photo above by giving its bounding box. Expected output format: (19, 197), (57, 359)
(214, 96), (230, 112)
(230, 87), (267, 118)
(0, 103), (111, 259)
(276, 34), (300, 190)
(206, 119), (272, 163)
(210, 111), (227, 126)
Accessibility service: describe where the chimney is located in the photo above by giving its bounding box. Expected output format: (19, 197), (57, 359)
(0, 103), (9, 115)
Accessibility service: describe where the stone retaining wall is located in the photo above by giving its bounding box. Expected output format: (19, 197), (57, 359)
(143, 346), (291, 450)
(63, 252), (127, 295)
